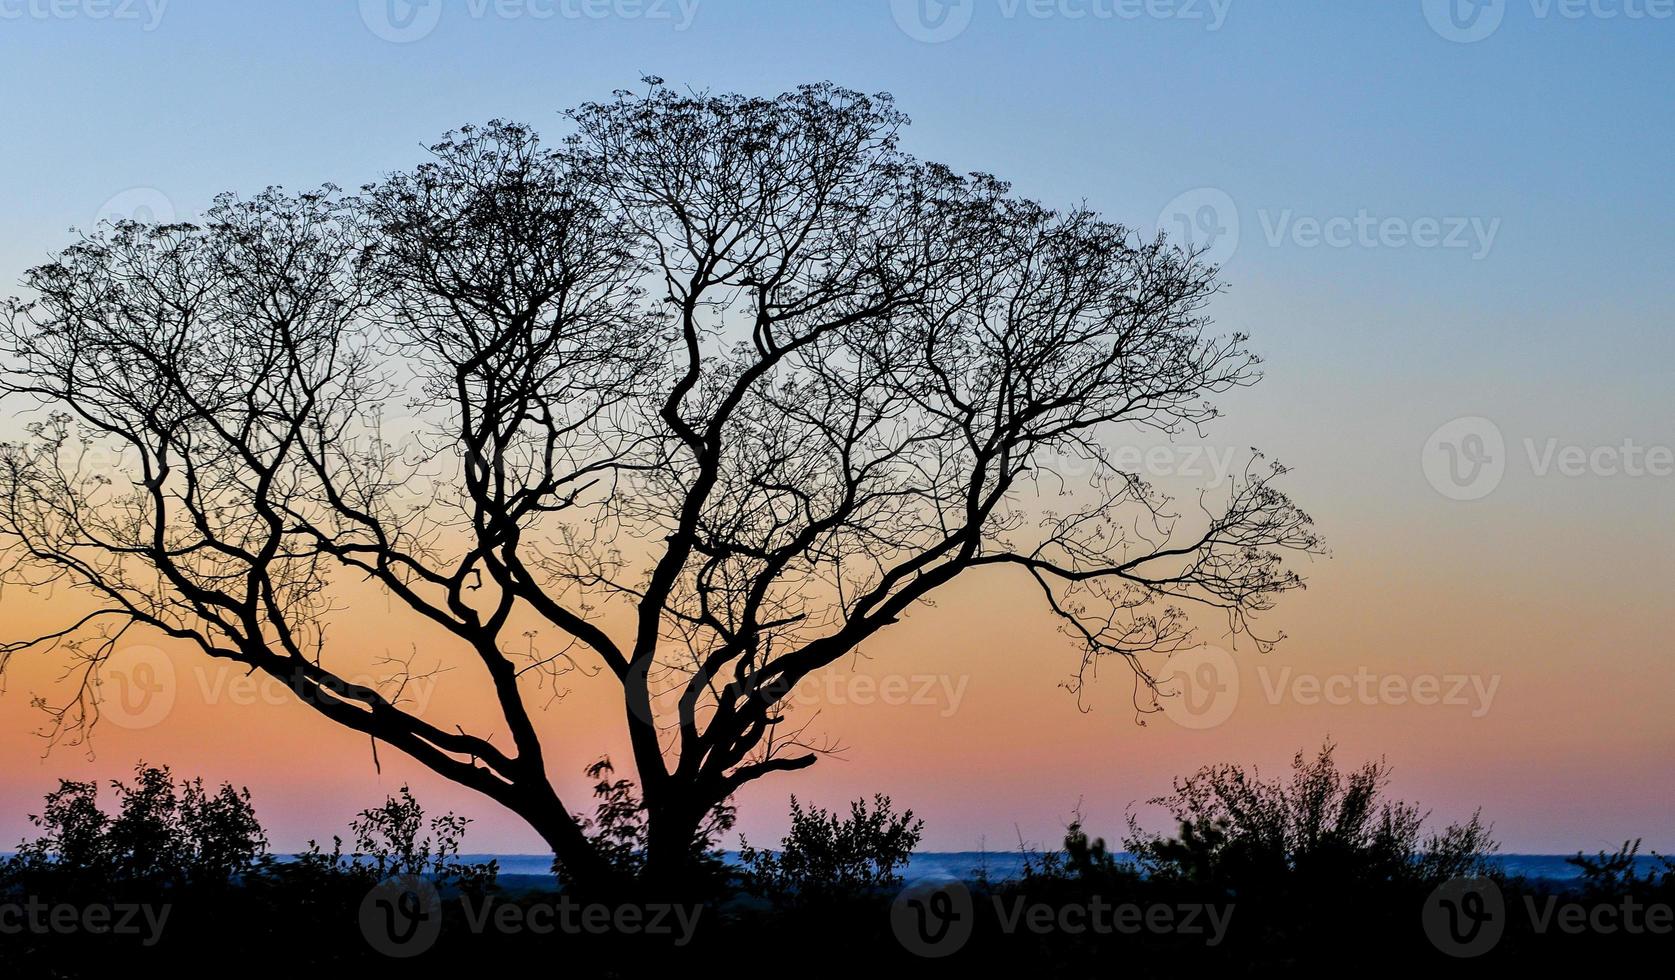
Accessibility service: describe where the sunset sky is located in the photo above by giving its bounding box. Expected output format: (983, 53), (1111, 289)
(2, 1), (1672, 857)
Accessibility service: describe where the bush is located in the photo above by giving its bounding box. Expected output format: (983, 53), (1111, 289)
(1568, 838), (1674, 899)
(1123, 739), (1497, 891)
(739, 794), (923, 906)
(0, 764), (506, 973)
(0, 765), (497, 902)
(563, 757), (737, 893)
(345, 783), (497, 891)
(1018, 811), (1137, 892)
(1, 763), (266, 896)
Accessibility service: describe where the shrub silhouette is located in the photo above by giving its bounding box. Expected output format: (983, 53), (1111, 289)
(2, 763), (266, 897)
(1568, 838), (1674, 900)
(9, 751), (1667, 974)
(1018, 811), (1137, 893)
(1, 765), (496, 902)
(739, 794), (923, 906)
(1123, 739), (1497, 891)
(339, 783), (497, 893)
(564, 757), (737, 892)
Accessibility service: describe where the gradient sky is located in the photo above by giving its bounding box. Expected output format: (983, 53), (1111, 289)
(1, 0), (1672, 856)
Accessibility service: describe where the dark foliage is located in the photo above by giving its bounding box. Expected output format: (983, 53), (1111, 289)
(565, 757), (736, 898)
(2, 763), (266, 899)
(1124, 739), (1498, 889)
(738, 793), (923, 906)
(4, 754), (1669, 978)
(0, 765), (496, 973)
(1568, 837), (1675, 899)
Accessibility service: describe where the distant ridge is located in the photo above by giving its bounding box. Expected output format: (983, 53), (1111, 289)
(446, 851), (1659, 883)
(4, 850), (1651, 883)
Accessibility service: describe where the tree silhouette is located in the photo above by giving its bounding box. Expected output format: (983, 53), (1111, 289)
(0, 81), (1320, 891)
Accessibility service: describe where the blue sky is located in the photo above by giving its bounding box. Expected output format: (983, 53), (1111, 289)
(3, 1), (1670, 394)
(2, 1), (1673, 851)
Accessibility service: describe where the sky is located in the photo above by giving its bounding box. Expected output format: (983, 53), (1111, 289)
(1, 0), (1672, 856)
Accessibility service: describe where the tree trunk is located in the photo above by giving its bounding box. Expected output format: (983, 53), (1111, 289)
(640, 795), (710, 900)
(524, 796), (617, 895)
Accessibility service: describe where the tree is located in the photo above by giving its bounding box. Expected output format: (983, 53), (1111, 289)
(0, 80), (1321, 892)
